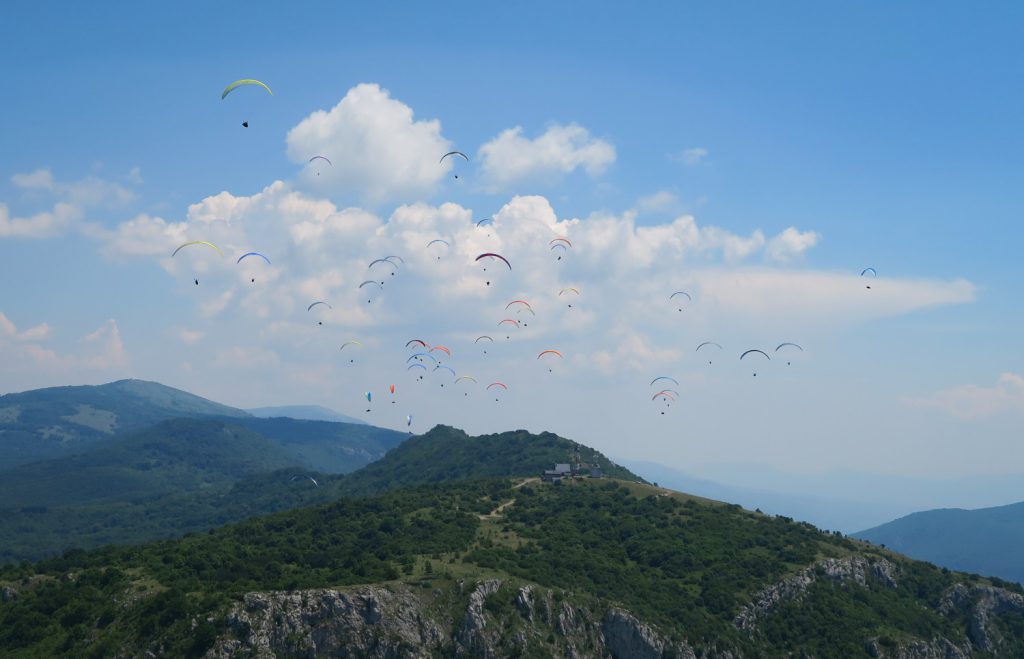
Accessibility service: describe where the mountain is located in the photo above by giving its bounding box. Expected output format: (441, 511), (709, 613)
(230, 416), (403, 474)
(855, 501), (1024, 585)
(332, 424), (641, 497)
(246, 404), (366, 425)
(3, 476), (1024, 657)
(0, 415), (407, 564)
(0, 379), (249, 469)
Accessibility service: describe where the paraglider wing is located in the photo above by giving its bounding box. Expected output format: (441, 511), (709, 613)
(309, 155), (332, 166)
(221, 79), (273, 99)
(537, 350), (563, 359)
(475, 335), (494, 343)
(455, 375), (478, 384)
(384, 255), (405, 265)
(427, 239), (450, 248)
(775, 342), (804, 352)
(486, 382), (508, 391)
(359, 280), (383, 289)
(407, 352), (438, 364)
(307, 301), (332, 312)
(669, 291), (692, 301)
(368, 258), (398, 271)
(365, 391), (372, 402)
(340, 340), (363, 351)
(475, 218), (493, 227)
(740, 349), (771, 361)
(475, 253), (511, 270)
(505, 300), (533, 311)
(172, 241), (223, 257)
(649, 376), (680, 387)
(498, 319), (520, 327)
(430, 345), (451, 356)
(236, 251), (271, 265)
(405, 339), (429, 349)
(860, 267), (877, 277)
(696, 341), (722, 351)
(407, 415), (412, 427)
(439, 151), (469, 163)
(652, 390), (678, 401)
(559, 287), (580, 296)
(408, 363), (428, 371)
(433, 365), (456, 377)
(549, 237), (572, 248)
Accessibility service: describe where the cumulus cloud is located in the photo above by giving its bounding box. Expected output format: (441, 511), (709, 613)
(0, 316), (129, 390)
(907, 373), (1024, 419)
(2, 169), (137, 239)
(478, 123), (615, 191)
(635, 191), (680, 213)
(286, 83), (451, 204)
(765, 227), (820, 262)
(0, 312), (52, 342)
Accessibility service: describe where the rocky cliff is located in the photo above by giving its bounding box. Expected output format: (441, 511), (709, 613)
(207, 560), (1024, 658)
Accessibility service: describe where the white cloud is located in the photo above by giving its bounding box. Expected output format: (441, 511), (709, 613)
(0, 312), (50, 341)
(478, 123), (615, 191)
(11, 168), (54, 190)
(765, 227), (820, 262)
(0, 201), (82, 238)
(907, 373), (1024, 419)
(672, 147), (708, 165)
(286, 83), (451, 204)
(2, 169), (137, 239)
(81, 319), (128, 369)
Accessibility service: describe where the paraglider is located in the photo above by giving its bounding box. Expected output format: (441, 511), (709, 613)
(427, 239), (450, 260)
(406, 415), (412, 428)
(475, 335), (493, 354)
(696, 341), (722, 364)
(487, 381), (508, 402)
(775, 342), (804, 366)
(307, 301), (332, 326)
(740, 349), (771, 376)
(236, 251), (270, 283)
(340, 340), (362, 363)
(359, 279), (382, 303)
(173, 241), (223, 286)
(440, 151), (469, 179)
(550, 237), (572, 261)
(670, 291), (692, 312)
(309, 155), (332, 176)
(369, 258), (398, 279)
(538, 349), (563, 372)
(861, 267), (877, 289)
(222, 79), (272, 128)
(456, 374), (477, 396)
(559, 287), (580, 308)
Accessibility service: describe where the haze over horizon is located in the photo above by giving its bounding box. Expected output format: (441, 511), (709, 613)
(2, 3), (1022, 488)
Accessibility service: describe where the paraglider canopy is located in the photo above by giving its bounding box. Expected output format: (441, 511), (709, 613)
(221, 79), (273, 99)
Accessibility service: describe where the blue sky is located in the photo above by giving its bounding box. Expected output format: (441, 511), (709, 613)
(2, 2), (1022, 487)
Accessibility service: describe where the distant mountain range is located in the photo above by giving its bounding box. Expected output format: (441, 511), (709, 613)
(0, 379), (249, 469)
(856, 500), (1024, 585)
(246, 404), (366, 425)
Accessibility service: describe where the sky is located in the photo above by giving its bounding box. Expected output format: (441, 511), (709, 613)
(2, 2), (1022, 487)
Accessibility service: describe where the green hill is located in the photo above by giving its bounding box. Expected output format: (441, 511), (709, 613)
(0, 379), (249, 469)
(3, 477), (1023, 657)
(332, 424), (641, 497)
(856, 501), (1024, 585)
(0, 416), (406, 564)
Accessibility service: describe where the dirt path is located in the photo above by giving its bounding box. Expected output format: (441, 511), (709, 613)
(513, 477), (539, 489)
(479, 498), (517, 519)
